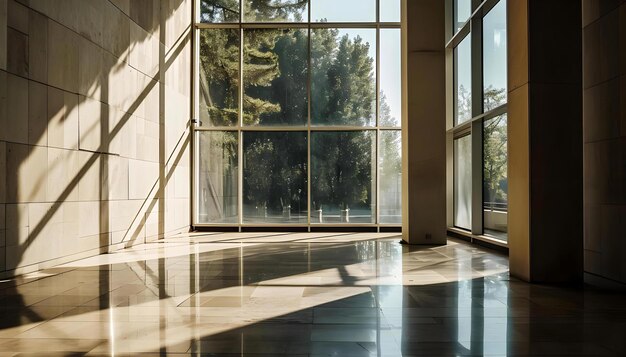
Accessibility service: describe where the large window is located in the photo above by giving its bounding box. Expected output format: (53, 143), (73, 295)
(448, 0), (508, 242)
(194, 0), (401, 227)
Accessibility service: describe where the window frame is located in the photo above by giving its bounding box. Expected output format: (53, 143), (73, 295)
(191, 0), (402, 229)
(445, 0), (508, 245)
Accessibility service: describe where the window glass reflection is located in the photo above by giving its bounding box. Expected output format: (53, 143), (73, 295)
(483, 0), (507, 111)
(454, 134), (471, 230)
(243, 132), (307, 223)
(312, 0), (376, 22)
(311, 131), (376, 223)
(243, 0), (308, 22)
(243, 29), (308, 126)
(454, 0), (471, 32)
(312, 29), (376, 126)
(380, 29), (401, 127)
(379, 131), (401, 224)
(483, 114), (508, 240)
(454, 35), (472, 125)
(199, 29), (240, 127)
(199, 0), (240, 23)
(197, 131), (239, 224)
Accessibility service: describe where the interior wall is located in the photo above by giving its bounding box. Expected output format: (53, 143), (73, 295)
(582, 0), (626, 285)
(0, 0), (192, 277)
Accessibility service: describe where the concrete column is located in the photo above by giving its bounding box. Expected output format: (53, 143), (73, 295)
(508, 0), (583, 282)
(401, 0), (446, 244)
(582, 1), (626, 286)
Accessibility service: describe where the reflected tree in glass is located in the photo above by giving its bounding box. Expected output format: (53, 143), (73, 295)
(244, 0), (308, 22)
(243, 132), (307, 223)
(311, 131), (376, 223)
(199, 0), (240, 22)
(454, 135), (472, 230)
(199, 29), (240, 126)
(197, 131), (238, 224)
(483, 114), (508, 236)
(311, 29), (376, 126)
(379, 131), (402, 224)
(243, 29), (308, 126)
(454, 35), (471, 124)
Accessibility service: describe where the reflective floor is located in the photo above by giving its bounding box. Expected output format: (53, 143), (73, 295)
(0, 233), (625, 356)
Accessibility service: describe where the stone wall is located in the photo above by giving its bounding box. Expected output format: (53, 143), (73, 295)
(0, 0), (192, 277)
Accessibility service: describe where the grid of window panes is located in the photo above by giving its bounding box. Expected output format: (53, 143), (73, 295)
(194, 0), (401, 226)
(450, 0), (508, 242)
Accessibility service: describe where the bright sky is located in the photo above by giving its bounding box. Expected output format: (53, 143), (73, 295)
(483, 0), (507, 92)
(311, 0), (400, 22)
(311, 0), (377, 22)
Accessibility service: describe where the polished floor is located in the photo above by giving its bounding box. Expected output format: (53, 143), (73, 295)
(0, 233), (625, 356)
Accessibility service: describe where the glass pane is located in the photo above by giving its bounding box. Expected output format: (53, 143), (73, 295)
(196, 131), (239, 224)
(244, 0), (308, 22)
(243, 132), (308, 223)
(379, 130), (402, 224)
(483, 114), (508, 241)
(199, 29), (240, 127)
(199, 0), (240, 23)
(243, 29), (308, 126)
(483, 0), (507, 111)
(311, 29), (376, 126)
(454, 134), (471, 230)
(380, 29), (401, 127)
(312, 0), (376, 22)
(311, 131), (376, 223)
(454, 34), (471, 125)
(453, 0), (471, 32)
(380, 0), (401, 22)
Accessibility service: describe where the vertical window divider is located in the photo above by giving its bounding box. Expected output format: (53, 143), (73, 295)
(375, 0), (380, 227)
(190, 6), (198, 227)
(375, 14), (381, 229)
(307, 17), (312, 230)
(470, 16), (484, 236)
(238, 25), (244, 229)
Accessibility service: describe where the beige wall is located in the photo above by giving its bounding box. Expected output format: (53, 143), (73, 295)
(401, 0), (447, 245)
(0, 0), (192, 277)
(582, 0), (626, 285)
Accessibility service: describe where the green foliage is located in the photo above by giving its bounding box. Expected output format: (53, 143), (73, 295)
(312, 31), (375, 125)
(244, 0), (308, 22)
(199, 8), (385, 215)
(483, 87), (508, 205)
(483, 114), (507, 204)
(199, 29), (240, 126)
(200, 0), (240, 22)
(312, 132), (374, 210)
